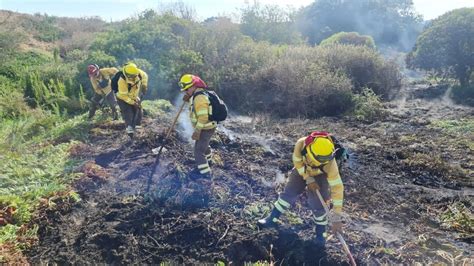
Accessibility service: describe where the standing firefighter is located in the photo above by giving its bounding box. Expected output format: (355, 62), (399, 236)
(258, 131), (347, 247)
(111, 63), (148, 138)
(87, 64), (119, 120)
(179, 74), (227, 180)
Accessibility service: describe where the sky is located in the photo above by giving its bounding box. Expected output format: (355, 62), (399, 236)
(1, 0), (474, 21)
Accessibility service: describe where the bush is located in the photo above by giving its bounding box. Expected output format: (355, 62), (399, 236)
(141, 99), (173, 118)
(318, 44), (401, 99)
(23, 71), (87, 115)
(320, 32), (376, 49)
(451, 85), (474, 106)
(227, 46), (354, 117)
(0, 77), (31, 119)
(0, 51), (50, 80)
(352, 88), (388, 122)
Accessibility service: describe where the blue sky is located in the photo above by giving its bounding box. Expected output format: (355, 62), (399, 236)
(1, 0), (474, 21)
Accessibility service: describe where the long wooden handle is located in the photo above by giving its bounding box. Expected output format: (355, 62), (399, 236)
(314, 189), (357, 266)
(165, 101), (186, 140)
(155, 101), (186, 157)
(147, 101), (187, 192)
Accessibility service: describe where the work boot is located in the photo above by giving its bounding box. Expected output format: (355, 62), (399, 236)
(314, 224), (327, 247)
(112, 110), (119, 121)
(257, 208), (281, 228)
(206, 154), (213, 166)
(188, 168), (211, 181)
(126, 126), (134, 139)
(88, 110), (95, 120)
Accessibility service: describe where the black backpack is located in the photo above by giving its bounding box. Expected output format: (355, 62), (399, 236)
(194, 90), (228, 122)
(111, 71), (142, 93)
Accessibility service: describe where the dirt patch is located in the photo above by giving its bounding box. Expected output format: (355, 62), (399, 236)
(25, 88), (473, 264)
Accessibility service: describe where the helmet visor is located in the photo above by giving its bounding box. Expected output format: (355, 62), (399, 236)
(314, 154), (335, 163)
(178, 80), (193, 91)
(125, 73), (138, 79)
(309, 149), (335, 164)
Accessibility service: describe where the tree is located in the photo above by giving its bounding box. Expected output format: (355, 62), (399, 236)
(297, 0), (422, 50)
(240, 3), (303, 45)
(407, 8), (474, 86)
(320, 32), (376, 49)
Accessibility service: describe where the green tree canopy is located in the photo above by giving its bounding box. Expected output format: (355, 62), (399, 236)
(407, 8), (474, 86)
(297, 0), (422, 50)
(240, 3), (303, 45)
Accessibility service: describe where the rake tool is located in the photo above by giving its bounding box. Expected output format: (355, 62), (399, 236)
(146, 101), (186, 191)
(313, 189), (357, 266)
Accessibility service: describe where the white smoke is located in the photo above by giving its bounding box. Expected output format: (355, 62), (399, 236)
(173, 95), (193, 143)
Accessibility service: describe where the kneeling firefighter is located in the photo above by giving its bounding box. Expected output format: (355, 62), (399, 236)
(111, 63), (148, 138)
(257, 131), (348, 247)
(87, 64), (119, 120)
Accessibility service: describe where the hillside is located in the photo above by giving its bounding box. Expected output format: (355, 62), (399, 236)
(0, 7), (472, 265)
(0, 10), (107, 55)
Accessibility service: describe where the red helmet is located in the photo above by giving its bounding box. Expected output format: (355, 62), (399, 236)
(87, 64), (100, 77)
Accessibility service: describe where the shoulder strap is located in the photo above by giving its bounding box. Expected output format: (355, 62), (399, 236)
(111, 71), (122, 92)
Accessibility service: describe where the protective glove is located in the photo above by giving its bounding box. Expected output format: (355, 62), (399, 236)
(98, 79), (109, 89)
(141, 86), (147, 95)
(192, 130), (201, 141)
(134, 97), (142, 109)
(307, 180), (320, 193)
(341, 148), (349, 160)
(182, 94), (191, 102)
(329, 212), (344, 234)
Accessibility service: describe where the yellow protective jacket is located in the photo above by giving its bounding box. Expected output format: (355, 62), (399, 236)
(189, 88), (217, 130)
(90, 67), (119, 95)
(116, 69), (148, 105)
(292, 137), (344, 213)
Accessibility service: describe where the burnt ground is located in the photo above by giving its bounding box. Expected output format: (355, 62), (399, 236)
(26, 85), (473, 265)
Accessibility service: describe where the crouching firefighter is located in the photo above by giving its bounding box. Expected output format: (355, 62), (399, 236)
(178, 74), (227, 180)
(111, 63), (148, 139)
(257, 131), (348, 247)
(87, 64), (119, 120)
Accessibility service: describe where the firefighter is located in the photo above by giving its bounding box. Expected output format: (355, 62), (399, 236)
(87, 64), (119, 120)
(257, 132), (345, 247)
(111, 62), (148, 138)
(179, 74), (216, 180)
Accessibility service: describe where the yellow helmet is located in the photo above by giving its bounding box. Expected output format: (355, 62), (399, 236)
(123, 63), (139, 78)
(178, 74), (194, 91)
(306, 137), (335, 164)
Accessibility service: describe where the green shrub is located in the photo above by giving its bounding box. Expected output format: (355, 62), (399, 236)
(32, 15), (64, 42)
(0, 51), (50, 80)
(430, 118), (474, 135)
(141, 99), (173, 118)
(451, 85), (474, 106)
(216, 40), (279, 110)
(0, 30), (27, 55)
(23, 70), (87, 114)
(0, 78), (31, 119)
(320, 32), (376, 49)
(318, 44), (401, 99)
(352, 88), (388, 122)
(229, 46), (354, 117)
